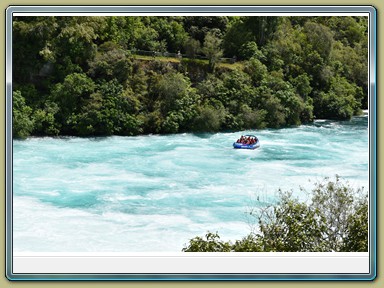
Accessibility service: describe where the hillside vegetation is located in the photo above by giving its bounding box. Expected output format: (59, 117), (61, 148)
(12, 16), (368, 138)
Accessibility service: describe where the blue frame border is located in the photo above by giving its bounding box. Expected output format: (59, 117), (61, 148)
(5, 5), (377, 281)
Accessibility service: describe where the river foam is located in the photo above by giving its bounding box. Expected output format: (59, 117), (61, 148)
(13, 116), (369, 252)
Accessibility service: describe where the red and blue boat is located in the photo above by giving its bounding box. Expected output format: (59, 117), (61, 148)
(233, 135), (260, 150)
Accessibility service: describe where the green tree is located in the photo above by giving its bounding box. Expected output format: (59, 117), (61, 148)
(290, 73), (312, 100)
(255, 176), (368, 252)
(201, 31), (223, 71)
(53, 16), (105, 71)
(313, 76), (363, 120)
(12, 90), (35, 139)
(304, 21), (334, 63)
(341, 194), (368, 252)
(152, 17), (188, 52)
(184, 37), (201, 58)
(88, 42), (132, 83)
(155, 71), (192, 115)
(68, 79), (142, 136)
(243, 57), (268, 86)
(221, 69), (254, 111)
(253, 71), (306, 127)
(13, 17), (58, 84)
(330, 40), (368, 105)
(135, 25), (161, 51)
(223, 18), (252, 58)
(183, 16), (229, 44)
(310, 176), (366, 251)
(231, 234), (264, 252)
(255, 191), (328, 252)
(238, 41), (265, 60)
(236, 104), (267, 130)
(325, 16), (367, 48)
(161, 93), (200, 134)
(243, 16), (280, 47)
(192, 105), (226, 132)
(270, 18), (306, 78)
(50, 72), (96, 133)
(183, 176), (368, 252)
(223, 16), (279, 58)
(196, 74), (226, 104)
(33, 101), (60, 136)
(256, 86), (286, 128)
(182, 232), (232, 252)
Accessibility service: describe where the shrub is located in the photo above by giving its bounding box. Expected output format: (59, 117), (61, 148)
(183, 176), (368, 252)
(12, 90), (35, 139)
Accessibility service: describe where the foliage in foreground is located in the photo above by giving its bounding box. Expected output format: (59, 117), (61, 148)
(183, 176), (368, 252)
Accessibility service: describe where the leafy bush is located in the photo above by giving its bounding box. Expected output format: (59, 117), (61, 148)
(183, 176), (368, 252)
(314, 76), (362, 120)
(182, 232), (232, 252)
(88, 44), (132, 83)
(192, 106), (226, 132)
(12, 90), (35, 138)
(201, 31), (223, 71)
(238, 41), (265, 60)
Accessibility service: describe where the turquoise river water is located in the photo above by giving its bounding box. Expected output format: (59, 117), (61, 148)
(13, 115), (369, 252)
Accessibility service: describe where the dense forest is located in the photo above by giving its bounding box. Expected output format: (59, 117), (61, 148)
(12, 16), (368, 138)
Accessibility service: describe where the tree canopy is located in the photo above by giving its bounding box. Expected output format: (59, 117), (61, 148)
(12, 16), (368, 138)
